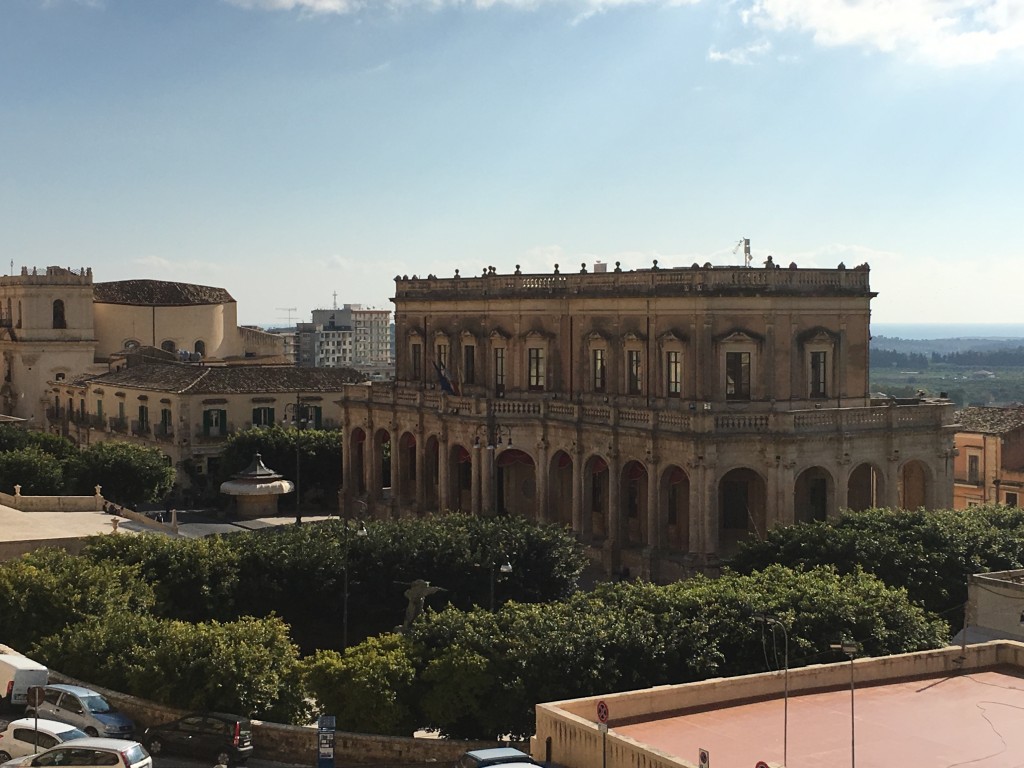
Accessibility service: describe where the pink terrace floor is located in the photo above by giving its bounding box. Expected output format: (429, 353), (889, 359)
(614, 669), (1024, 768)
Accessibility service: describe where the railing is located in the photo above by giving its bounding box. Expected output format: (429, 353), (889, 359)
(131, 420), (151, 437)
(338, 383), (956, 438)
(153, 423), (174, 441)
(394, 265), (872, 301)
(108, 417), (128, 434)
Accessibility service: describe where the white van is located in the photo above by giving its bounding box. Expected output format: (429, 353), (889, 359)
(0, 654), (48, 711)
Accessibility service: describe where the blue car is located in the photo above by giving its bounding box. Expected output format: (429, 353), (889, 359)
(26, 685), (135, 740)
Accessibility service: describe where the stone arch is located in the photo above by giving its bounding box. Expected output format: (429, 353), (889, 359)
(621, 460), (648, 546)
(583, 454), (610, 543)
(449, 443), (473, 513)
(661, 464), (690, 552)
(397, 432), (417, 506)
(495, 448), (537, 519)
(547, 449), (574, 529)
(899, 459), (931, 509)
(847, 462), (885, 511)
(161, 340), (177, 353)
(349, 428), (367, 496)
(718, 467), (767, 553)
(194, 340), (206, 357)
(794, 466), (834, 523)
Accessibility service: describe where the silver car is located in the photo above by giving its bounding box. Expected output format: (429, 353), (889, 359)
(27, 685), (135, 740)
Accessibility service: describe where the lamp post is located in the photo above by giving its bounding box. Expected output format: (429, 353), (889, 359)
(754, 614), (789, 766)
(479, 424), (512, 515)
(489, 556), (513, 612)
(341, 521), (368, 650)
(830, 638), (859, 768)
(283, 394), (311, 525)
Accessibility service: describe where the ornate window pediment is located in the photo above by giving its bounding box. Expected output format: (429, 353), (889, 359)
(621, 330), (647, 344)
(658, 330), (686, 347)
(489, 327), (510, 342)
(715, 328), (763, 346)
(586, 330), (610, 344)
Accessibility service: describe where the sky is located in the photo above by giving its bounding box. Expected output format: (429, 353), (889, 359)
(2, 0), (1023, 328)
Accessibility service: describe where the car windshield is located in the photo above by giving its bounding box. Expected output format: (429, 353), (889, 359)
(57, 727), (89, 741)
(80, 695), (115, 714)
(122, 745), (149, 764)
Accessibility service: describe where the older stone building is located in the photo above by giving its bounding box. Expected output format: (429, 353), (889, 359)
(0, 266), (285, 429)
(339, 261), (957, 579)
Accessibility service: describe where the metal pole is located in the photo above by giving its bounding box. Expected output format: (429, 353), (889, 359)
(342, 564), (349, 650)
(777, 621), (789, 767)
(295, 394), (303, 525)
(489, 564), (496, 612)
(850, 656), (856, 768)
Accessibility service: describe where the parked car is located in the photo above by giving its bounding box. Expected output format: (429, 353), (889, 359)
(0, 718), (88, 761)
(455, 747), (538, 767)
(0, 738), (151, 768)
(141, 713), (253, 766)
(25, 685), (135, 740)
(0, 655), (48, 712)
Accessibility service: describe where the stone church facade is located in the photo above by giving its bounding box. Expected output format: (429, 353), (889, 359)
(339, 262), (957, 579)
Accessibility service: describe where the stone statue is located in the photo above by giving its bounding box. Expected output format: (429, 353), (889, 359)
(402, 579), (445, 632)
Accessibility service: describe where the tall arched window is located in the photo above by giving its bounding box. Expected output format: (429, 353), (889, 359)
(52, 300), (66, 329)
(194, 340), (206, 357)
(161, 340), (176, 353)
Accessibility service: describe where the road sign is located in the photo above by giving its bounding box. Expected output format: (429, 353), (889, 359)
(698, 748), (710, 768)
(596, 700), (609, 724)
(26, 686), (44, 708)
(755, 762), (769, 768)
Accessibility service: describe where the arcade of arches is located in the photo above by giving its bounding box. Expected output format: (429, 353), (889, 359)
(341, 423), (943, 579)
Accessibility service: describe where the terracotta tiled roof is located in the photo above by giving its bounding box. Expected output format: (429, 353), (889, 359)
(94, 280), (235, 306)
(83, 362), (365, 395)
(956, 406), (1024, 435)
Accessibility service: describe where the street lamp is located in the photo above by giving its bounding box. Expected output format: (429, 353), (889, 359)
(477, 424), (512, 515)
(341, 521), (368, 650)
(830, 638), (859, 768)
(754, 614), (789, 766)
(489, 556), (513, 612)
(283, 394), (312, 525)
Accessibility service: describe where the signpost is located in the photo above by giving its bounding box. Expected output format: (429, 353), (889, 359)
(27, 687), (44, 755)
(317, 715), (335, 768)
(596, 701), (609, 768)
(698, 748), (710, 768)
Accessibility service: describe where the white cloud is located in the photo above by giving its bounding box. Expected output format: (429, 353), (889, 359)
(708, 38), (772, 64)
(223, 0), (701, 16)
(742, 0), (1024, 66)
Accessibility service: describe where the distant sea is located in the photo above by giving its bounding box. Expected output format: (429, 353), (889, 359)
(873, 323), (1024, 340)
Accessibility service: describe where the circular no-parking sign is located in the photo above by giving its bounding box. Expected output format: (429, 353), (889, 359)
(596, 700), (609, 724)
(755, 761), (770, 768)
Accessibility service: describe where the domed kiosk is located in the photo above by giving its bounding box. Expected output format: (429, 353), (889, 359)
(220, 453), (293, 520)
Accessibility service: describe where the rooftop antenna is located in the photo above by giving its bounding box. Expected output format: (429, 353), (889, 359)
(733, 238), (752, 268)
(332, 291), (338, 310)
(276, 307), (298, 325)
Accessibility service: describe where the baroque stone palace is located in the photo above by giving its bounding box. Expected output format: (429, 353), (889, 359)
(340, 261), (957, 579)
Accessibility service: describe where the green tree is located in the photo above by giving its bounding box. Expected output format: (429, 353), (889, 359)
(34, 613), (307, 723)
(302, 635), (418, 735)
(72, 441), (175, 505)
(729, 505), (1024, 627)
(0, 446), (65, 494)
(82, 534), (241, 622)
(319, 564), (945, 740)
(0, 548), (155, 652)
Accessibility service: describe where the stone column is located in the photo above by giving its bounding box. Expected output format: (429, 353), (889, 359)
(536, 439), (549, 524)
(414, 429), (426, 512)
(438, 433), (450, 512)
(571, 444), (583, 538)
(365, 423), (377, 515)
(646, 457), (660, 550)
(482, 445), (494, 516)
(341, 423), (354, 515)
(471, 441), (482, 515)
